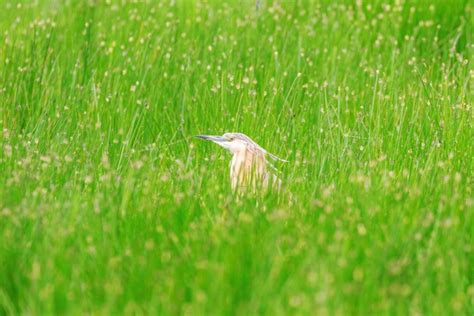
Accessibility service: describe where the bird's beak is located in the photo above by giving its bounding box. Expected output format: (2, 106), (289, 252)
(195, 135), (227, 142)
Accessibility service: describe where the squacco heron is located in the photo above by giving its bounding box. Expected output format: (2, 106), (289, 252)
(196, 133), (287, 191)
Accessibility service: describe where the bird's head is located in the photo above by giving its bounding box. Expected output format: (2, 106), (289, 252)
(196, 133), (247, 154)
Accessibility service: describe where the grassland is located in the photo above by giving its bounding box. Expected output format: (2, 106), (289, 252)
(0, 0), (473, 314)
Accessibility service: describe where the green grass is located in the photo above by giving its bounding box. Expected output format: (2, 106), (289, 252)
(0, 0), (473, 314)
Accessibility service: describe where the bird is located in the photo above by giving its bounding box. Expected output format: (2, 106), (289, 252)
(196, 132), (287, 191)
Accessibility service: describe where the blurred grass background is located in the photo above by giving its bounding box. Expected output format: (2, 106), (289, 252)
(0, 0), (472, 314)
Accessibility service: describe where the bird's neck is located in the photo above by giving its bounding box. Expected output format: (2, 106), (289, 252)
(231, 150), (267, 178)
(230, 149), (274, 191)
